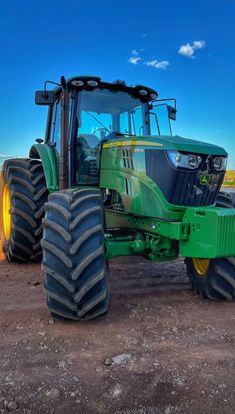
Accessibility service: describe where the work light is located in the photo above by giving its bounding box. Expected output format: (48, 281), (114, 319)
(87, 80), (98, 87)
(71, 80), (84, 87)
(139, 89), (148, 96)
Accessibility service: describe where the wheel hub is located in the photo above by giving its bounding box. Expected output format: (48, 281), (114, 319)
(192, 258), (210, 276)
(2, 183), (11, 241)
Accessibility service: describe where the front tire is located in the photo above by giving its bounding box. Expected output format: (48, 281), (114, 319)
(41, 188), (109, 321)
(186, 257), (235, 300)
(0, 158), (48, 262)
(216, 191), (235, 208)
(186, 191), (235, 301)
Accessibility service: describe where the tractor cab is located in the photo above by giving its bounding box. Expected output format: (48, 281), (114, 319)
(35, 76), (176, 188)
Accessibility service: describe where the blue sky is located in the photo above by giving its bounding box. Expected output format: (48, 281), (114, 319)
(0, 0), (235, 168)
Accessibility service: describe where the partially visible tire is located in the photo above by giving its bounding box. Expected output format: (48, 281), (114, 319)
(0, 172), (5, 261)
(41, 188), (109, 321)
(185, 257), (235, 301)
(185, 191), (235, 301)
(216, 191), (235, 208)
(0, 158), (48, 262)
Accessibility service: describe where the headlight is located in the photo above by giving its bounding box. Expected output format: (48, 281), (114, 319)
(213, 156), (227, 171)
(167, 151), (202, 170)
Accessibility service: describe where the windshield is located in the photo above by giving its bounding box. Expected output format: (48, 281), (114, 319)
(76, 88), (150, 142)
(150, 104), (172, 136)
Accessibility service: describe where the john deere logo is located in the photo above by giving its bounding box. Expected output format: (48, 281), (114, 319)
(200, 174), (210, 186)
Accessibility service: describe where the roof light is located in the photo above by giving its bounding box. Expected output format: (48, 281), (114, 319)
(150, 93), (157, 100)
(71, 80), (84, 87)
(139, 89), (148, 96)
(87, 80), (98, 87)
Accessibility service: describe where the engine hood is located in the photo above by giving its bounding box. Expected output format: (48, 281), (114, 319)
(155, 135), (228, 156)
(103, 134), (228, 157)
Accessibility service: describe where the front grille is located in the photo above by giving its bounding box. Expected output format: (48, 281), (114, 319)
(145, 150), (225, 207)
(171, 170), (224, 206)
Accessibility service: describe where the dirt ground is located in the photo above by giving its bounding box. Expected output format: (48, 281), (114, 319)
(0, 257), (234, 414)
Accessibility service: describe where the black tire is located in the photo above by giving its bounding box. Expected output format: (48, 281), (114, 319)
(186, 257), (235, 300)
(0, 158), (48, 262)
(216, 191), (235, 208)
(41, 188), (109, 321)
(185, 191), (235, 301)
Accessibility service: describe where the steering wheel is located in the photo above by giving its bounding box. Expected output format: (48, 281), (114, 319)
(92, 127), (109, 137)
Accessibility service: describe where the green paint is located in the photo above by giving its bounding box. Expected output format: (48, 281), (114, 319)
(105, 232), (178, 261)
(104, 205), (235, 261)
(30, 144), (59, 192)
(100, 137), (226, 220)
(105, 209), (188, 241)
(101, 135), (227, 156)
(100, 144), (184, 220)
(180, 207), (235, 258)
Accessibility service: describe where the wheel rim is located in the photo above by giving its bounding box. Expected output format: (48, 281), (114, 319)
(2, 183), (11, 241)
(192, 258), (210, 276)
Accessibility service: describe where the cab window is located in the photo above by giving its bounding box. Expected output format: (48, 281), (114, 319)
(49, 100), (60, 151)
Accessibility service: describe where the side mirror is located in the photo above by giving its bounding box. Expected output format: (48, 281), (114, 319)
(35, 90), (55, 105)
(168, 105), (177, 121)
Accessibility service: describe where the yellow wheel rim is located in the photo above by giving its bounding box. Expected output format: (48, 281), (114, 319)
(192, 258), (210, 276)
(2, 183), (11, 241)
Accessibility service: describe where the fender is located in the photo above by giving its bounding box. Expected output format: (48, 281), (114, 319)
(29, 144), (59, 192)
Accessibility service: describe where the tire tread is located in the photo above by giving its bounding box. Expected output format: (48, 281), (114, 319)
(42, 188), (109, 321)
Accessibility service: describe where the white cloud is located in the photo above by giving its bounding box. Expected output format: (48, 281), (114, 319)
(131, 49), (138, 56)
(0, 154), (23, 171)
(128, 56), (142, 65)
(144, 59), (170, 70)
(0, 153), (22, 159)
(193, 40), (206, 49)
(178, 44), (194, 58)
(128, 49), (169, 70)
(0, 154), (23, 169)
(178, 40), (206, 58)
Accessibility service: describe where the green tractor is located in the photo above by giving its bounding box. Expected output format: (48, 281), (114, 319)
(0, 75), (235, 320)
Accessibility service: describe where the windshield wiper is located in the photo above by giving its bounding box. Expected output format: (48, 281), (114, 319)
(86, 112), (110, 132)
(114, 132), (135, 137)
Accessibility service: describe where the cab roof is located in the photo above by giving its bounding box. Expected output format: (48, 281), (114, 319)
(54, 75), (158, 101)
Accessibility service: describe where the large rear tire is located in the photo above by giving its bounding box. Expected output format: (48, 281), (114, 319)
(41, 188), (110, 321)
(0, 158), (48, 262)
(185, 191), (235, 301)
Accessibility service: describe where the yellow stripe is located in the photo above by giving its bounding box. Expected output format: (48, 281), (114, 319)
(103, 140), (163, 149)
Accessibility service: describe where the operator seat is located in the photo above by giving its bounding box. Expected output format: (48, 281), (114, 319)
(77, 134), (101, 184)
(79, 133), (100, 150)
